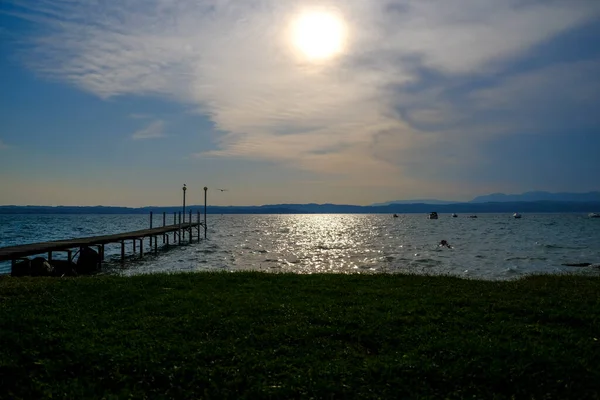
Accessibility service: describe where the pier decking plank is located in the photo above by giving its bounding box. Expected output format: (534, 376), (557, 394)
(0, 222), (203, 262)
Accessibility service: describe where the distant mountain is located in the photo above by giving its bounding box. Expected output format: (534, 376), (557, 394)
(370, 199), (460, 206)
(2, 201), (600, 214)
(470, 191), (600, 203)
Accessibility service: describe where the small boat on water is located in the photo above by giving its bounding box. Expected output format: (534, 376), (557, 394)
(468, 215), (478, 219)
(513, 212), (522, 219)
(428, 212), (438, 220)
(393, 214), (399, 218)
(452, 213), (458, 218)
(589, 213), (600, 218)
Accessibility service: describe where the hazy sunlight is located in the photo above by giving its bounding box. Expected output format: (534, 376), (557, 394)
(291, 10), (346, 61)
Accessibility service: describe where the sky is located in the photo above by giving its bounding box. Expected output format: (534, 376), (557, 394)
(1, 0), (600, 207)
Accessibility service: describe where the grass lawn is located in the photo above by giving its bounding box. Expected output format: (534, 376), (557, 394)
(1, 272), (599, 399)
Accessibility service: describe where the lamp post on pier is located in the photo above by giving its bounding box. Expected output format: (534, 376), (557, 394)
(204, 187), (208, 239)
(182, 184), (187, 223)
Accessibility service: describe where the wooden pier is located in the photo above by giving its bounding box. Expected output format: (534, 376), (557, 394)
(0, 211), (207, 273)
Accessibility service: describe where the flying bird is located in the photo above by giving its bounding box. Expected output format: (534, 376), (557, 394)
(217, 188), (228, 192)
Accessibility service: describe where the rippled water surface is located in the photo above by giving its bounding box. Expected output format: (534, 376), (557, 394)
(1, 213), (599, 279)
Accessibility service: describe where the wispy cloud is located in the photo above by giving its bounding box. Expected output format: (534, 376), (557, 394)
(8, 0), (600, 189)
(132, 120), (165, 140)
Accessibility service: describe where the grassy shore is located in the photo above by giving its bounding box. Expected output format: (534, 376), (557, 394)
(1, 272), (599, 399)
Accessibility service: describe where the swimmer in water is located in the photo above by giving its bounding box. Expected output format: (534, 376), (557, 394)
(439, 240), (452, 249)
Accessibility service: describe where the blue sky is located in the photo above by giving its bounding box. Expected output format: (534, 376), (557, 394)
(1, 0), (599, 207)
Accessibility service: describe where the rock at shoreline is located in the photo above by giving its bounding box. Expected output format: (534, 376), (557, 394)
(11, 259), (32, 277)
(51, 260), (78, 277)
(11, 258), (79, 277)
(11, 258), (52, 277)
(562, 263), (592, 267)
(76, 246), (101, 275)
(20, 257), (54, 276)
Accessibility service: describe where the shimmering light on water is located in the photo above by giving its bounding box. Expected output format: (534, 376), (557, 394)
(1, 214), (599, 279)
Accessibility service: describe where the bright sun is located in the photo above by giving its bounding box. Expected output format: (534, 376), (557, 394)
(291, 11), (346, 61)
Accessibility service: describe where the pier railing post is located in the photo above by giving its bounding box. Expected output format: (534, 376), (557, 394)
(204, 186), (208, 239)
(162, 212), (166, 244)
(178, 212), (182, 244)
(189, 210), (192, 243)
(197, 210), (200, 242)
(150, 212), (153, 229)
(173, 212), (176, 226)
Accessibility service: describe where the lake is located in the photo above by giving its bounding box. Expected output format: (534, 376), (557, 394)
(1, 213), (599, 279)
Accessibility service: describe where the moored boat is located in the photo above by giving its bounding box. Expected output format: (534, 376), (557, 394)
(452, 213), (458, 218)
(589, 213), (600, 218)
(513, 212), (522, 219)
(428, 212), (438, 219)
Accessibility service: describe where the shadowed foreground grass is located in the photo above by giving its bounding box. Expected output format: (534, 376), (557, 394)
(1, 272), (599, 399)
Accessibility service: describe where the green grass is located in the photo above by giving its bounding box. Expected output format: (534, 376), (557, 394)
(1, 272), (599, 399)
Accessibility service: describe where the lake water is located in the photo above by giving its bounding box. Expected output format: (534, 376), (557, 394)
(1, 213), (599, 279)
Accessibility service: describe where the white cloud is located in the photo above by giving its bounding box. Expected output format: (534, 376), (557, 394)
(8, 0), (600, 189)
(132, 120), (166, 140)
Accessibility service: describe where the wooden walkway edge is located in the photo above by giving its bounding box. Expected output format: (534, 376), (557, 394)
(0, 211), (208, 275)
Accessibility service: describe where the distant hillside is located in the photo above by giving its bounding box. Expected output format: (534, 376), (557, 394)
(470, 191), (600, 203)
(370, 199), (459, 206)
(2, 201), (600, 214)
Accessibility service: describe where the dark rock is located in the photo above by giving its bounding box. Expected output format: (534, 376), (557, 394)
(30, 257), (54, 276)
(50, 260), (78, 277)
(11, 259), (31, 277)
(562, 263), (592, 267)
(76, 246), (101, 275)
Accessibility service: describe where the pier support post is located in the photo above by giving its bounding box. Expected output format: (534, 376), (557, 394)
(140, 239), (144, 258)
(121, 241), (125, 263)
(133, 239), (136, 254)
(189, 210), (193, 243)
(67, 250), (72, 263)
(150, 212), (153, 229)
(154, 236), (158, 254)
(48, 251), (53, 262)
(179, 212), (182, 244)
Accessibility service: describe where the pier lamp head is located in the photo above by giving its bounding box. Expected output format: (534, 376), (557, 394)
(204, 187), (207, 191)
(183, 184), (187, 192)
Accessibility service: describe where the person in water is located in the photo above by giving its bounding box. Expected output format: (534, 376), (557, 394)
(439, 240), (452, 248)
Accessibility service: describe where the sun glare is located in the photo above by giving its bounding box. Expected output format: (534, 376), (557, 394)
(291, 10), (346, 61)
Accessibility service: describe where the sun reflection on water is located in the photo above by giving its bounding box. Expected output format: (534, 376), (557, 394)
(258, 214), (384, 274)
